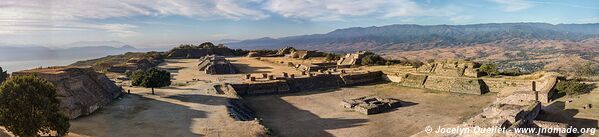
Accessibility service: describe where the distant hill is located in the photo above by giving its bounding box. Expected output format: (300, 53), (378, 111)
(0, 43), (141, 62)
(228, 23), (599, 52)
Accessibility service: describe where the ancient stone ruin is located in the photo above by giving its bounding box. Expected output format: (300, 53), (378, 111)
(230, 71), (384, 95)
(286, 50), (325, 59)
(342, 96), (402, 115)
(417, 60), (483, 78)
(389, 71), (558, 98)
(166, 43), (235, 59)
(414, 92), (568, 136)
(198, 55), (239, 74)
(276, 47), (295, 55)
(12, 67), (123, 119)
(226, 99), (256, 121)
(107, 57), (161, 73)
(337, 51), (368, 67)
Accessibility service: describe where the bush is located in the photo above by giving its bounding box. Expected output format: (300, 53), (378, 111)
(232, 49), (249, 56)
(574, 62), (598, 77)
(0, 75), (69, 136)
(555, 80), (593, 95)
(0, 67), (8, 84)
(360, 54), (385, 66)
(324, 53), (341, 62)
(480, 63), (500, 76)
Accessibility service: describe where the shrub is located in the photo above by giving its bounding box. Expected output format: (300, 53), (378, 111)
(0, 75), (69, 136)
(574, 62), (598, 77)
(480, 63), (500, 76)
(555, 80), (593, 95)
(360, 54), (385, 66)
(324, 53), (341, 62)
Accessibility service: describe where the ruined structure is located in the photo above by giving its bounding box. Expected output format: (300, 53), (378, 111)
(342, 96), (402, 115)
(293, 62), (337, 72)
(166, 43), (235, 59)
(198, 55), (238, 74)
(276, 47), (295, 55)
(286, 50), (324, 59)
(12, 67), (122, 119)
(231, 71), (384, 95)
(390, 71), (558, 98)
(107, 57), (162, 73)
(417, 60), (483, 78)
(337, 51), (368, 67)
(413, 92), (568, 136)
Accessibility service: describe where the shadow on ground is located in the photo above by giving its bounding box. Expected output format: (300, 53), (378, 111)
(246, 96), (368, 137)
(68, 93), (224, 137)
(537, 101), (598, 136)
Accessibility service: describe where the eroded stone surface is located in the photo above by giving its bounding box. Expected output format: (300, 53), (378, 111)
(13, 67), (122, 119)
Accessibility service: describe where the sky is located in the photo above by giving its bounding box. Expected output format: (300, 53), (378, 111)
(0, 0), (597, 48)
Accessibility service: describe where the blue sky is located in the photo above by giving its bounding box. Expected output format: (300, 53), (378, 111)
(0, 0), (597, 48)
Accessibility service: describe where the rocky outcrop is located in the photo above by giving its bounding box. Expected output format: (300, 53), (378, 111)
(13, 67), (122, 119)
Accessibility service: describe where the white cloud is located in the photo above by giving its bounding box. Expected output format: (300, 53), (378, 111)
(0, 0), (268, 36)
(488, 0), (534, 12)
(0, 0), (474, 36)
(263, 0), (461, 21)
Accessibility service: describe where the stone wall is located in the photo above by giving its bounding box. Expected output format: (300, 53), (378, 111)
(482, 79), (533, 93)
(13, 67), (122, 119)
(340, 71), (384, 86)
(417, 60), (482, 78)
(287, 74), (344, 91)
(398, 73), (427, 88)
(231, 71), (384, 95)
(423, 76), (485, 95)
(389, 72), (558, 96)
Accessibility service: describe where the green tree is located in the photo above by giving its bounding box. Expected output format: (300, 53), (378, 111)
(555, 80), (592, 95)
(0, 75), (69, 137)
(0, 67), (8, 84)
(480, 63), (500, 76)
(360, 54), (385, 66)
(131, 68), (171, 95)
(324, 53), (341, 62)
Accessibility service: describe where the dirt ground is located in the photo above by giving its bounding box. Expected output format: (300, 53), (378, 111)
(65, 59), (268, 137)
(244, 83), (497, 137)
(228, 57), (304, 77)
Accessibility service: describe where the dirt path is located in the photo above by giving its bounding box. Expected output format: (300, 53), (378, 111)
(67, 59), (268, 137)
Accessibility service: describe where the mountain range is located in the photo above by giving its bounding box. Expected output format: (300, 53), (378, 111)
(228, 23), (599, 52)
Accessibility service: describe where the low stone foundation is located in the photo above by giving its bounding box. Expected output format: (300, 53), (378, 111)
(232, 71), (384, 95)
(390, 72), (558, 97)
(342, 96), (402, 115)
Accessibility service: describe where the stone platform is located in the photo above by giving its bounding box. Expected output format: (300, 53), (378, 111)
(342, 96), (402, 115)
